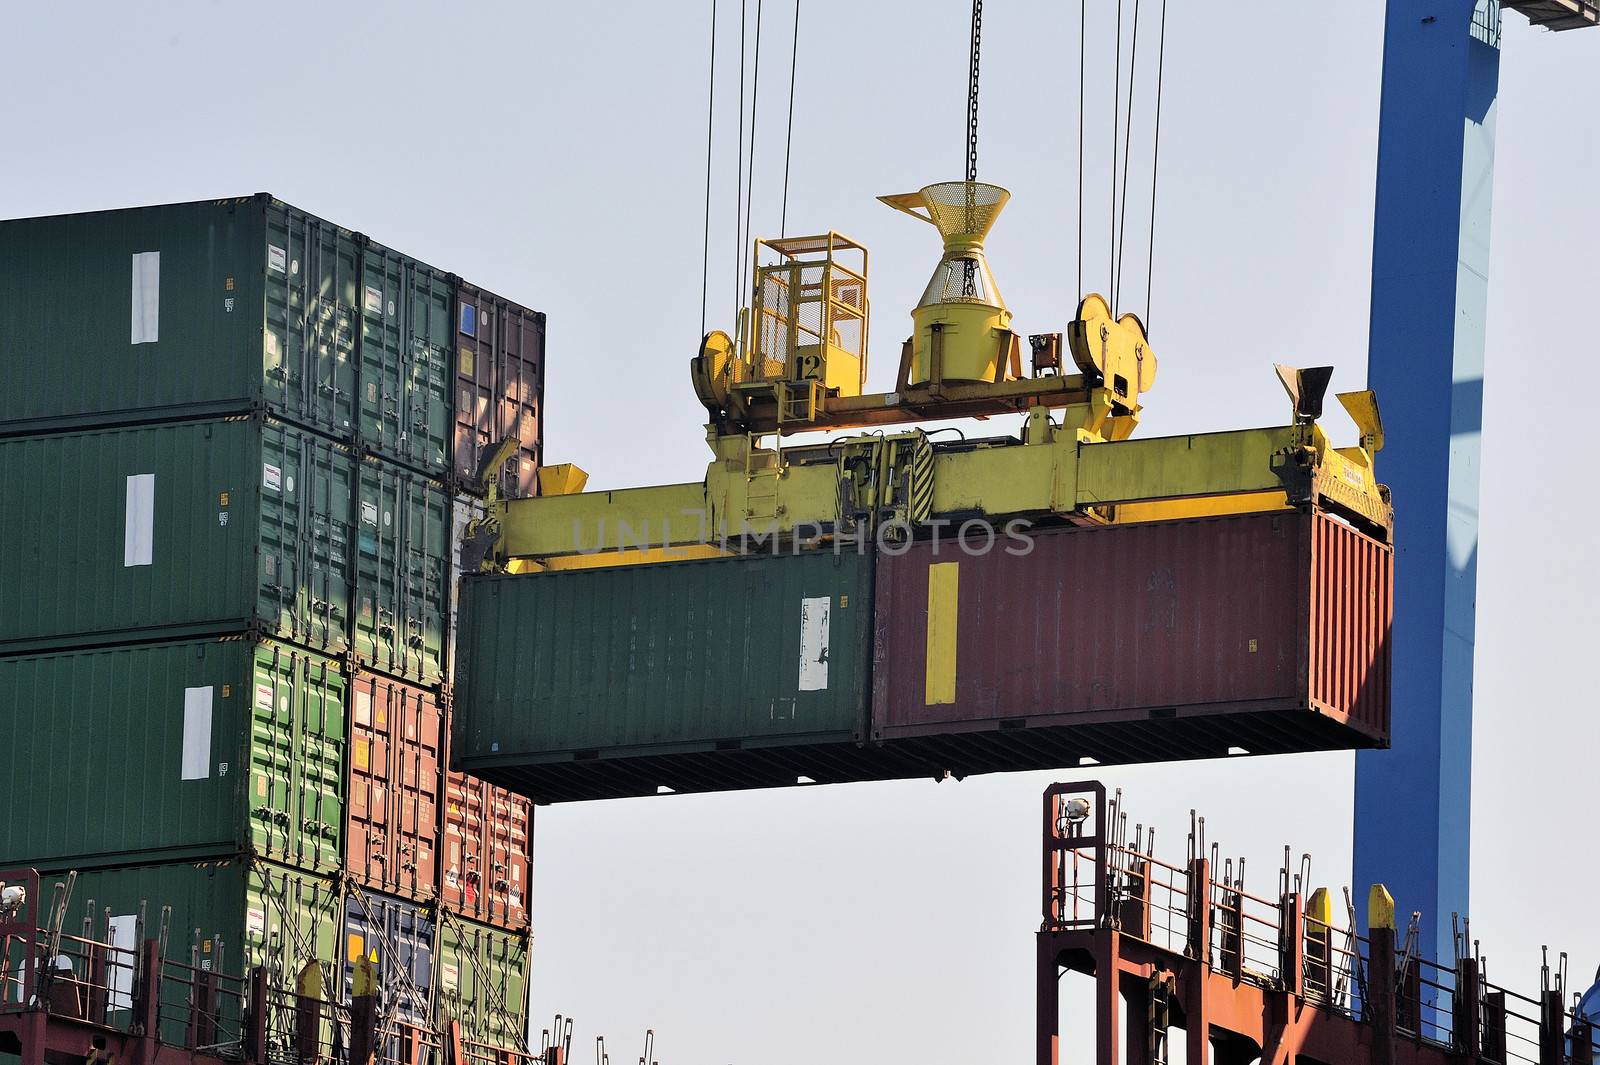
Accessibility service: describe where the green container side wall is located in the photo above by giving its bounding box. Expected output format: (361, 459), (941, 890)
(0, 198), (361, 439)
(453, 550), (873, 762)
(354, 459), (449, 685)
(37, 859), (341, 1047)
(0, 639), (346, 871)
(0, 418), (354, 653)
(358, 245), (452, 477)
(435, 916), (530, 1048)
(261, 202), (362, 438)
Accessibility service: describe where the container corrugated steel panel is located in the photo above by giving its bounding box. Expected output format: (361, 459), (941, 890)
(341, 888), (435, 1025)
(452, 284), (544, 498)
(446, 498), (485, 680)
(0, 196), (359, 439)
(348, 672), (442, 901)
(440, 773), (530, 931)
(435, 915), (530, 1051)
(871, 510), (1392, 774)
(34, 858), (340, 1046)
(0, 638), (345, 871)
(0, 417), (353, 654)
(452, 551), (877, 801)
(353, 458), (449, 685)
(358, 244), (452, 478)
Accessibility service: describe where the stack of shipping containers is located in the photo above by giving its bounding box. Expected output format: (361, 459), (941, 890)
(0, 195), (542, 1058)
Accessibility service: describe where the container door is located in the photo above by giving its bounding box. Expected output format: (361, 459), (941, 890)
(447, 499), (485, 680)
(247, 643), (345, 872)
(354, 460), (449, 685)
(435, 916), (529, 1050)
(495, 304), (545, 499)
(342, 890), (436, 1028)
(348, 674), (442, 900)
(359, 245), (452, 478)
(441, 774), (530, 931)
(451, 288), (497, 491)
(263, 203), (359, 440)
(243, 862), (341, 1038)
(258, 420), (354, 654)
(452, 285), (543, 499)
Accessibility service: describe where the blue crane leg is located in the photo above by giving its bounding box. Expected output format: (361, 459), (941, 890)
(1357, 0), (1500, 961)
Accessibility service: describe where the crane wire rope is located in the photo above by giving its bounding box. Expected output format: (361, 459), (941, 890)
(1077, 0), (1085, 303)
(1109, 0), (1123, 311)
(733, 0), (748, 323)
(780, 0), (801, 236)
(963, 0), (983, 297)
(701, 0), (719, 334)
(740, 0), (766, 313)
(1113, 0), (1142, 315)
(1145, 0), (1168, 333)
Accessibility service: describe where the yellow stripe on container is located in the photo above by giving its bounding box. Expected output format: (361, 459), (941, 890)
(925, 562), (960, 705)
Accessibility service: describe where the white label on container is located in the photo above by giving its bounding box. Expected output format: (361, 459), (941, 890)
(361, 501), (378, 526)
(108, 915), (137, 1010)
(798, 596), (831, 692)
(123, 474), (155, 567)
(263, 463), (282, 492)
(131, 252), (160, 344)
(256, 684), (274, 712)
(365, 285), (384, 314)
(354, 689), (372, 726)
(246, 907), (267, 939)
(267, 244), (287, 273)
(441, 962), (459, 994)
(181, 686), (213, 780)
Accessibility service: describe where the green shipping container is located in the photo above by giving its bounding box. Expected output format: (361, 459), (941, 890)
(0, 417), (353, 653)
(0, 638), (345, 871)
(435, 915), (530, 1050)
(354, 458), (449, 685)
(452, 550), (875, 802)
(0, 196), (360, 439)
(358, 243), (453, 478)
(32, 858), (340, 1048)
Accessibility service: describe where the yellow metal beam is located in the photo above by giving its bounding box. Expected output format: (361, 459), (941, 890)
(1075, 427), (1300, 506)
(494, 420), (1387, 565)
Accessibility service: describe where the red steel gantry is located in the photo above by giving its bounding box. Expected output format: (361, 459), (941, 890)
(1036, 783), (1596, 1065)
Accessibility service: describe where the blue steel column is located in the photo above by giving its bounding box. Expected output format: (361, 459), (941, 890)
(1357, 0), (1499, 961)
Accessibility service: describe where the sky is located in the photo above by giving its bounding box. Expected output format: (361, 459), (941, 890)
(2, 2), (1597, 1062)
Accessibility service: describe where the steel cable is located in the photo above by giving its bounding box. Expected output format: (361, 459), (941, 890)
(1110, 0), (1122, 309)
(733, 0), (747, 323)
(1114, 0), (1142, 314)
(740, 0), (766, 314)
(701, 0), (718, 334)
(780, 0), (800, 236)
(1077, 0), (1085, 302)
(1146, 0), (1168, 332)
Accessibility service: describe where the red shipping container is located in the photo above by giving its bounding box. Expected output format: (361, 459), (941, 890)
(453, 283), (544, 498)
(871, 509), (1390, 773)
(347, 673), (443, 901)
(442, 771), (532, 931)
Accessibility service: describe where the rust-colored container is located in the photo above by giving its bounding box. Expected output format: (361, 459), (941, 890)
(441, 771), (532, 931)
(871, 509), (1391, 774)
(347, 673), (443, 901)
(453, 283), (544, 498)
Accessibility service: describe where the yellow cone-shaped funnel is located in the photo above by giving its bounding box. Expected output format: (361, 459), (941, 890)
(881, 181), (1015, 385)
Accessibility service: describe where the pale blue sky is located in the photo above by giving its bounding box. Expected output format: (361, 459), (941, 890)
(2, 2), (1596, 1061)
